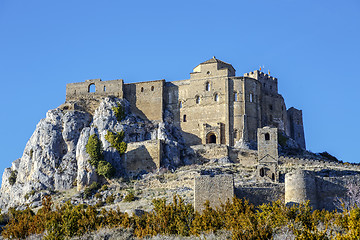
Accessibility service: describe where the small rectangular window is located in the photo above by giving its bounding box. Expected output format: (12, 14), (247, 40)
(183, 115), (187, 122)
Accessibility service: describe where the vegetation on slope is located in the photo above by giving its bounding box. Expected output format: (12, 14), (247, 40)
(2, 195), (360, 239)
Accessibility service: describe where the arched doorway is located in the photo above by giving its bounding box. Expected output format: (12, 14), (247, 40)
(206, 133), (217, 144)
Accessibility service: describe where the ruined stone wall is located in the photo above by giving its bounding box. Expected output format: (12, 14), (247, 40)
(124, 140), (162, 177)
(228, 148), (257, 166)
(236, 184), (284, 206)
(188, 144), (229, 164)
(66, 79), (123, 101)
(123, 80), (164, 121)
(194, 174), (234, 212)
(287, 107), (306, 149)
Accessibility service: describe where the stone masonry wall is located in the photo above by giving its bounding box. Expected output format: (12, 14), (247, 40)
(194, 174), (234, 212)
(124, 140), (162, 177)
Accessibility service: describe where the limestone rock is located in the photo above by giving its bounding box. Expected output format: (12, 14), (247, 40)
(0, 97), (186, 210)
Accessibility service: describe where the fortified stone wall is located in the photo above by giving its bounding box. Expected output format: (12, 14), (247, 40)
(194, 174), (234, 212)
(287, 107), (306, 149)
(124, 140), (162, 177)
(66, 79), (124, 101)
(64, 57), (306, 149)
(285, 170), (318, 209)
(123, 80), (164, 122)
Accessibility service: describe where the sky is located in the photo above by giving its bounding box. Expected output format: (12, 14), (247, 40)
(0, 0), (359, 177)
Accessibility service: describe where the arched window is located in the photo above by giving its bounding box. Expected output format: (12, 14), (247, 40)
(265, 133), (270, 141)
(88, 84), (96, 93)
(205, 82), (210, 91)
(151, 86), (154, 91)
(214, 93), (219, 102)
(179, 101), (182, 108)
(103, 86), (106, 92)
(249, 93), (253, 102)
(195, 96), (200, 104)
(141, 87), (144, 92)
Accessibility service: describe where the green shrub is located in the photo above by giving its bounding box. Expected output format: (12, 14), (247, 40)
(85, 133), (103, 167)
(112, 102), (125, 122)
(83, 182), (100, 199)
(8, 170), (17, 185)
(96, 160), (115, 178)
(123, 191), (135, 202)
(105, 130), (127, 155)
(95, 200), (103, 208)
(106, 195), (115, 204)
(94, 192), (102, 199)
(100, 185), (108, 191)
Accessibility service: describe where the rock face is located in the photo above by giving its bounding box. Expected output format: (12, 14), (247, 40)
(0, 97), (185, 210)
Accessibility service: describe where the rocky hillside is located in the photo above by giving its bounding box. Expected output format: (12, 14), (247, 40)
(0, 97), (185, 211)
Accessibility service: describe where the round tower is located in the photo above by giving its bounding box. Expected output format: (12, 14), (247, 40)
(285, 170), (317, 209)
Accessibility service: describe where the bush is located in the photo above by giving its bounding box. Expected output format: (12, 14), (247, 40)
(100, 185), (108, 191)
(8, 170), (17, 185)
(85, 134), (103, 167)
(96, 160), (115, 178)
(123, 191), (135, 202)
(105, 130), (127, 155)
(106, 195), (115, 204)
(112, 102), (125, 122)
(94, 192), (102, 199)
(83, 182), (100, 199)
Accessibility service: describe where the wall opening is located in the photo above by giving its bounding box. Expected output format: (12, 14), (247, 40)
(272, 173), (275, 181)
(206, 82), (210, 91)
(269, 104), (273, 110)
(179, 101), (182, 108)
(183, 114), (187, 122)
(206, 133), (217, 144)
(88, 84), (96, 93)
(260, 168), (265, 177)
(249, 93), (253, 102)
(151, 86), (154, 91)
(195, 95), (200, 104)
(103, 86), (106, 92)
(214, 93), (219, 102)
(265, 133), (270, 141)
(141, 87), (144, 92)
(234, 92), (238, 101)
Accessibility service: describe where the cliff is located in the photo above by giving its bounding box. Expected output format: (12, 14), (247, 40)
(0, 97), (184, 210)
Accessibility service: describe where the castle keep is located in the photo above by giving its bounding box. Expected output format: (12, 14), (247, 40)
(65, 57), (305, 149)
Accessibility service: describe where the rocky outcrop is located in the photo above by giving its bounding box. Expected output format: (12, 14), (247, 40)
(0, 97), (185, 210)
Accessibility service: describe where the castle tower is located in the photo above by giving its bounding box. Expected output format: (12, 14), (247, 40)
(285, 170), (317, 209)
(257, 127), (278, 181)
(287, 107), (306, 149)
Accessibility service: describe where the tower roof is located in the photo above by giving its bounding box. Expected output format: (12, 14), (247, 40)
(193, 56), (235, 73)
(200, 56), (233, 66)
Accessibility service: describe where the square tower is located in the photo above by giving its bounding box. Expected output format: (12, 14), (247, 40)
(257, 127), (278, 181)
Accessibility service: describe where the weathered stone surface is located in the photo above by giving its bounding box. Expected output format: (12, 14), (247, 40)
(194, 174), (234, 212)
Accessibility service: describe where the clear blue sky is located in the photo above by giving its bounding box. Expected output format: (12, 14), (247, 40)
(0, 0), (359, 176)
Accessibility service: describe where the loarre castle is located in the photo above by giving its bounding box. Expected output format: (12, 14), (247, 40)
(61, 57), (359, 211)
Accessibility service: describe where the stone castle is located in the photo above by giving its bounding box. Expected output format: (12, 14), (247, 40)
(58, 57), (359, 211)
(65, 57), (305, 149)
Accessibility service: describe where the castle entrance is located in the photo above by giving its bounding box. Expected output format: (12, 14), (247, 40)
(206, 133), (217, 144)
